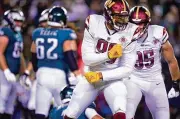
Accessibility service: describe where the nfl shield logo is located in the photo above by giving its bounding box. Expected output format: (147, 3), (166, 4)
(119, 37), (127, 43)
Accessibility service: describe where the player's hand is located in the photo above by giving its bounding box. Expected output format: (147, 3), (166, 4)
(4, 69), (16, 82)
(168, 80), (180, 98)
(19, 70), (32, 89)
(108, 44), (123, 59)
(84, 71), (102, 84)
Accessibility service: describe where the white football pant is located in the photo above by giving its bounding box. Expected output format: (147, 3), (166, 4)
(35, 67), (67, 117)
(0, 70), (17, 114)
(124, 74), (169, 119)
(64, 77), (127, 118)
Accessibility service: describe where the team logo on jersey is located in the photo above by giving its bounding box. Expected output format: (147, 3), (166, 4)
(153, 39), (160, 45)
(119, 37), (128, 46)
(119, 37), (126, 43)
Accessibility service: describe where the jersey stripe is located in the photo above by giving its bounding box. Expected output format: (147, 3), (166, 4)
(136, 6), (140, 19)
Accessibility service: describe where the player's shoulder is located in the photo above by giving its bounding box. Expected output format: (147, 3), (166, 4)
(85, 14), (104, 29)
(61, 28), (75, 34)
(32, 27), (43, 34)
(0, 27), (13, 36)
(57, 28), (77, 40)
(126, 22), (139, 35)
(149, 25), (168, 39)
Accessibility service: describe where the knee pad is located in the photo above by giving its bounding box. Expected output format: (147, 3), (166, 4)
(35, 114), (46, 119)
(113, 112), (126, 119)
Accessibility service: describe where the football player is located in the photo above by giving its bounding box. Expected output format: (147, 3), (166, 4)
(64, 0), (141, 119)
(19, 8), (50, 88)
(125, 6), (180, 119)
(49, 85), (103, 119)
(31, 6), (82, 119)
(0, 9), (25, 119)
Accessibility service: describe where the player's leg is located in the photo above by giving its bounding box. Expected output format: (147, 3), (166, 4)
(0, 70), (14, 119)
(64, 77), (99, 118)
(124, 78), (143, 119)
(4, 82), (17, 115)
(28, 80), (37, 111)
(51, 69), (67, 106)
(145, 80), (169, 119)
(35, 68), (54, 119)
(103, 81), (127, 119)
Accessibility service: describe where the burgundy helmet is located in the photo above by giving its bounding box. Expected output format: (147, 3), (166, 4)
(129, 6), (151, 34)
(104, 0), (130, 31)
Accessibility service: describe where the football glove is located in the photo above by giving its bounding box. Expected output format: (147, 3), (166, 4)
(19, 70), (32, 89)
(84, 71), (102, 84)
(168, 80), (180, 98)
(4, 69), (16, 82)
(108, 44), (123, 59)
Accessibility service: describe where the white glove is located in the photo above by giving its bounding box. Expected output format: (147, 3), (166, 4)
(4, 69), (16, 82)
(168, 87), (179, 98)
(19, 70), (32, 89)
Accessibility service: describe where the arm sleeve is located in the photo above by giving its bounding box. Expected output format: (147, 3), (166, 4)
(66, 30), (77, 40)
(161, 28), (169, 44)
(102, 42), (137, 81)
(82, 29), (109, 66)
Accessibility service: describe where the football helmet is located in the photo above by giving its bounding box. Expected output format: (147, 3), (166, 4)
(39, 9), (49, 26)
(3, 9), (25, 32)
(60, 85), (75, 104)
(48, 6), (67, 27)
(104, 0), (130, 31)
(129, 6), (151, 35)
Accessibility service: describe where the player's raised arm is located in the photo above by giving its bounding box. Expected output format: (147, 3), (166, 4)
(82, 15), (122, 66)
(82, 28), (109, 66)
(84, 40), (137, 83)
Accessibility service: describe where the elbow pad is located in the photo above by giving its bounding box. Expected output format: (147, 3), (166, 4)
(31, 53), (38, 72)
(64, 50), (78, 72)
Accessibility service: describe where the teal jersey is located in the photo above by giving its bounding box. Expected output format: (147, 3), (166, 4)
(49, 103), (96, 119)
(0, 27), (23, 74)
(32, 28), (76, 71)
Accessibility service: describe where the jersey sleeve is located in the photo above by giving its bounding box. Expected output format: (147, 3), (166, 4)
(161, 28), (169, 44)
(0, 28), (9, 37)
(0, 28), (5, 36)
(82, 15), (109, 66)
(152, 26), (169, 45)
(66, 30), (77, 40)
(32, 29), (38, 42)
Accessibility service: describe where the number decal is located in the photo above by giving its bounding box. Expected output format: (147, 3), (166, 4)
(96, 39), (108, 53)
(35, 38), (58, 59)
(135, 50), (154, 69)
(36, 38), (45, 59)
(13, 42), (23, 58)
(47, 38), (58, 59)
(96, 39), (116, 64)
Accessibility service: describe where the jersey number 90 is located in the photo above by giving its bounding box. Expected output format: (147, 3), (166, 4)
(35, 38), (58, 59)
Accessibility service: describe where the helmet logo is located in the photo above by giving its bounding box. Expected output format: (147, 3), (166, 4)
(145, 11), (150, 17)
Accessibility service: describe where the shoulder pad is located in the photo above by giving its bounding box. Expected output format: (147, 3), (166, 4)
(61, 29), (77, 40)
(85, 14), (104, 30)
(151, 25), (165, 39)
